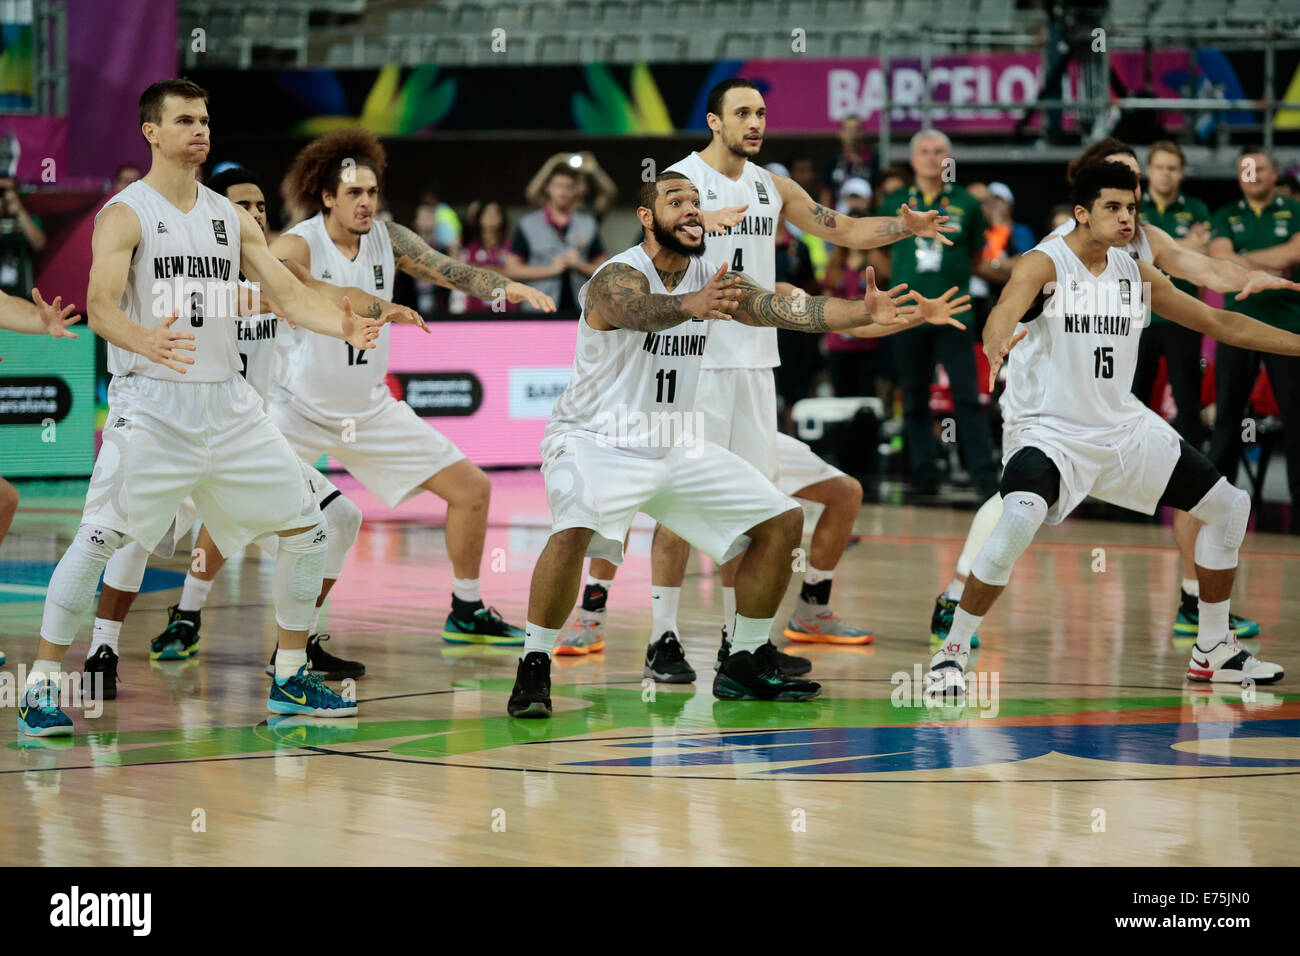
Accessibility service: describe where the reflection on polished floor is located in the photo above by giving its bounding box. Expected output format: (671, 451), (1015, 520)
(1, 473), (1297, 865)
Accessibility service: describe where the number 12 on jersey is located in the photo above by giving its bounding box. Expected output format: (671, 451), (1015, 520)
(655, 368), (677, 403)
(346, 343), (369, 366)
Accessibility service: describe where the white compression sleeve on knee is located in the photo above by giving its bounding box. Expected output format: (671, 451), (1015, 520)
(102, 538), (151, 593)
(321, 495), (362, 579)
(956, 492), (1004, 577)
(970, 493), (1047, 587)
(272, 521), (328, 632)
(41, 525), (122, 646)
(1189, 478), (1250, 571)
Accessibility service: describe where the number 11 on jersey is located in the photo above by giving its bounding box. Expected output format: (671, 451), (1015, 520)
(655, 368), (677, 403)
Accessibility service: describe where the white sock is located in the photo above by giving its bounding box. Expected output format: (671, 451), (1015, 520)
(1195, 599), (1230, 649)
(945, 577), (966, 601)
(275, 646), (308, 684)
(650, 585), (680, 638)
(586, 575), (614, 589)
(28, 659), (61, 689)
(311, 601), (328, 636)
(178, 574), (213, 613)
(452, 577), (481, 603)
(89, 618), (122, 655)
(1182, 577), (1199, 598)
(944, 607), (982, 654)
(804, 566), (834, 586)
(722, 586), (737, 642)
(731, 613), (772, 654)
(523, 621), (560, 658)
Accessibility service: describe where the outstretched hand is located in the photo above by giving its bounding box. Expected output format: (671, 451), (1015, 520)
(145, 312), (197, 373)
(681, 263), (741, 320)
(985, 327), (1029, 390)
(1234, 269), (1300, 301)
(32, 288), (81, 339)
(900, 204), (958, 246)
(898, 285), (972, 330)
(701, 205), (748, 234)
(861, 265), (912, 327)
(340, 296), (383, 351)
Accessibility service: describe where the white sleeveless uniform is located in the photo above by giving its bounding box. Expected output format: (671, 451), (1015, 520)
(541, 245), (797, 565)
(80, 181), (319, 556)
(665, 151), (843, 495)
(1001, 235), (1182, 524)
(267, 213), (465, 508)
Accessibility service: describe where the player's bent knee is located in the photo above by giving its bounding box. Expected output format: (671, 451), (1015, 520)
(1189, 478), (1250, 570)
(833, 475), (863, 509)
(970, 493), (1047, 587)
(275, 521), (328, 612)
(323, 494), (363, 549)
(548, 527), (595, 555)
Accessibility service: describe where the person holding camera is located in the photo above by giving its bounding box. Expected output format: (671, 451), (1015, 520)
(0, 176), (45, 298)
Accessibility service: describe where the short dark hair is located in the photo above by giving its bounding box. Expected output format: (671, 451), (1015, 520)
(638, 171), (695, 215)
(1071, 161), (1140, 218)
(286, 128), (387, 214)
(546, 164), (579, 186)
(1067, 137), (1137, 184)
(206, 165), (263, 198)
(1238, 144), (1276, 169)
(139, 78), (209, 127)
(706, 78), (760, 119)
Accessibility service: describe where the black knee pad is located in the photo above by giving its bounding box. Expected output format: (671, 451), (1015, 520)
(999, 447), (1061, 507)
(1157, 441), (1223, 512)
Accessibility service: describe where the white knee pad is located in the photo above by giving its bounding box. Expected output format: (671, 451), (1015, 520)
(1189, 478), (1250, 571)
(970, 493), (1047, 587)
(272, 521), (327, 632)
(321, 494), (362, 579)
(102, 538), (152, 593)
(40, 524), (123, 645)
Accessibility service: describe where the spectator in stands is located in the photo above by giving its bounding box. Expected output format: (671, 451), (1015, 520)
(823, 241), (882, 402)
(1276, 172), (1299, 201)
(788, 157), (829, 280)
(458, 200), (517, 314)
(526, 151), (617, 220)
(820, 115), (874, 208)
(0, 176), (44, 298)
(772, 213), (821, 434)
(415, 185), (462, 255)
(113, 163), (142, 193)
(506, 163), (605, 312)
(874, 164), (912, 211)
(1047, 204), (1073, 234)
(1134, 139), (1213, 445)
(874, 129), (996, 497)
(986, 182), (1035, 256)
(1208, 146), (1300, 506)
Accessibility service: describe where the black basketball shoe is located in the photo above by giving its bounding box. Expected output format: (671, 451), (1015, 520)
(266, 634), (366, 681)
(713, 642), (822, 701)
(715, 631), (812, 676)
(508, 652), (553, 718)
(82, 645), (119, 701)
(643, 632), (696, 683)
(150, 605), (200, 661)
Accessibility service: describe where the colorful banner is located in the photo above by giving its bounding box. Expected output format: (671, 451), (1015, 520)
(187, 45), (1293, 138)
(0, 331), (95, 477)
(380, 319), (576, 468)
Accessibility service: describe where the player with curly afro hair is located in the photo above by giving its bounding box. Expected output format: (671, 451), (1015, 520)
(286, 127), (388, 216)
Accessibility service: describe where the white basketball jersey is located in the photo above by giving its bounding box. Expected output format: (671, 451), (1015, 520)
(278, 212), (395, 420)
(665, 152), (783, 369)
(98, 180), (242, 383)
(545, 245), (721, 457)
(1002, 238), (1148, 441)
(234, 280), (279, 405)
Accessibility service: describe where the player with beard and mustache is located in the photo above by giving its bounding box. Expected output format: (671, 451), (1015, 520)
(554, 78), (960, 671)
(508, 171), (971, 714)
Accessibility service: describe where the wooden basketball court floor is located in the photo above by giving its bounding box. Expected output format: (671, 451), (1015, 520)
(1, 471), (1297, 866)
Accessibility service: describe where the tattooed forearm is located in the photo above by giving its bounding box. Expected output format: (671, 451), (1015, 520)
(587, 263), (691, 331)
(808, 203), (838, 229)
(873, 217), (905, 237)
(389, 222), (510, 301)
(726, 271), (869, 333)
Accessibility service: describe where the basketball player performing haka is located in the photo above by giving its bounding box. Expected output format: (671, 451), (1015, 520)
(268, 129), (555, 646)
(928, 137), (1300, 650)
(928, 162), (1290, 696)
(557, 77), (958, 674)
(18, 79), (382, 736)
(509, 171), (969, 716)
(81, 165), (427, 700)
(0, 288), (81, 668)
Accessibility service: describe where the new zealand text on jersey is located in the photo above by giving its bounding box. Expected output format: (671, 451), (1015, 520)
(1063, 313), (1134, 336)
(237, 317), (276, 341)
(642, 330), (707, 356)
(718, 215), (775, 238)
(152, 255), (233, 281)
